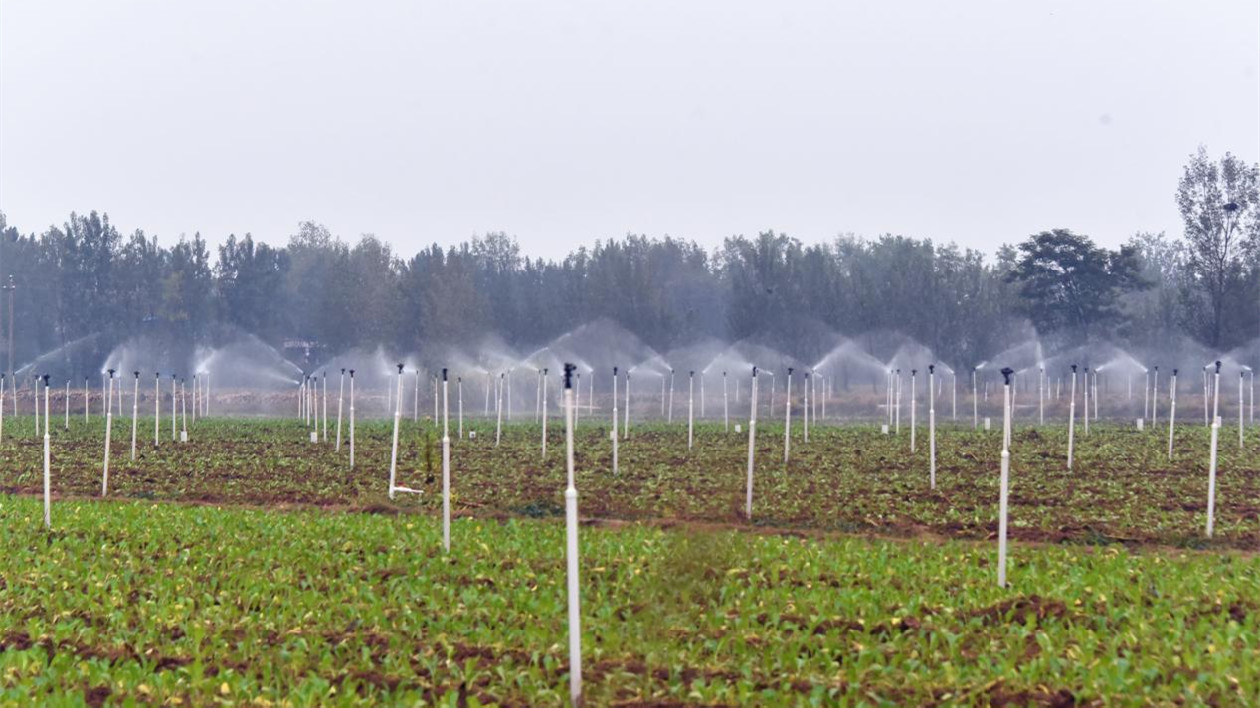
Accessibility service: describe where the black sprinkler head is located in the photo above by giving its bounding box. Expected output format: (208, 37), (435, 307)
(1001, 367), (1014, 385)
(928, 364), (935, 374)
(1215, 361), (1222, 373)
(107, 369), (115, 377)
(752, 366), (758, 377)
(1173, 369), (1179, 376)
(397, 363), (404, 374)
(133, 371), (140, 378)
(442, 368), (448, 381)
(613, 366), (618, 376)
(564, 363), (576, 388)
(349, 369), (355, 377)
(1071, 364), (1077, 373)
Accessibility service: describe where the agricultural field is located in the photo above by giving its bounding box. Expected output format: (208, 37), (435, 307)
(0, 415), (1258, 704)
(0, 416), (1258, 548)
(0, 497), (1257, 705)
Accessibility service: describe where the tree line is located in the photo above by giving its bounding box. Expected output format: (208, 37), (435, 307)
(0, 147), (1256, 375)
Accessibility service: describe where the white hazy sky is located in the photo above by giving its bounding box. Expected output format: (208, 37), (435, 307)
(1, 0), (1257, 260)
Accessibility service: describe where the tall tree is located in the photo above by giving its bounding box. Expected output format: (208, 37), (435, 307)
(1005, 229), (1143, 346)
(1176, 146), (1260, 347)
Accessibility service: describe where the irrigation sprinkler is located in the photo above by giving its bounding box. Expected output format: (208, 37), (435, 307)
(1083, 366), (1091, 436)
(687, 371), (695, 450)
(1093, 370), (1099, 421)
(894, 369), (902, 434)
(64, 379), (69, 431)
(1144, 370), (1150, 421)
(1203, 366), (1210, 426)
(152, 373), (159, 446)
(997, 367), (1014, 588)
(336, 369), (345, 451)
(700, 371), (705, 419)
(495, 372), (505, 446)
(803, 372), (810, 444)
(180, 379), (188, 442)
(1240, 372), (1245, 450)
(783, 368), (793, 464)
(1152, 367), (1159, 429)
(971, 369), (978, 430)
(349, 370), (356, 469)
(102, 369), (114, 496)
(561, 362), (583, 707)
(1168, 369), (1178, 460)
(623, 371), (631, 438)
(322, 372), (328, 442)
(745, 367), (759, 518)
(1206, 361), (1222, 538)
(170, 375), (176, 441)
(535, 369), (542, 422)
(1067, 365), (1077, 470)
(42, 375), (51, 528)
(668, 369), (675, 424)
(541, 368), (549, 458)
(929, 365), (936, 489)
(389, 364), (423, 499)
(457, 376), (464, 439)
(611, 367), (620, 476)
(442, 368), (452, 552)
(1038, 367), (1044, 425)
(910, 369), (917, 453)
(723, 371), (729, 432)
(130, 372), (139, 461)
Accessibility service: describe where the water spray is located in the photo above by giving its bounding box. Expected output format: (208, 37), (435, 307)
(997, 367), (1014, 588)
(561, 362), (583, 707)
(102, 369), (114, 496)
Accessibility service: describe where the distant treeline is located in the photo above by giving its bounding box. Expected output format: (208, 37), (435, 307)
(0, 147), (1256, 371)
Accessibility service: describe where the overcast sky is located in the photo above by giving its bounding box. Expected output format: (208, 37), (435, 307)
(2, 0), (1257, 261)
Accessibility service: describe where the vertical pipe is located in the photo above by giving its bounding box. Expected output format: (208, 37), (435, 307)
(349, 370), (356, 469)
(153, 373), (159, 446)
(611, 367), (619, 476)
(130, 372), (139, 461)
(442, 368), (451, 551)
(783, 368), (793, 463)
(1206, 362), (1221, 538)
(1168, 370), (1178, 460)
(336, 369), (345, 451)
(43, 376), (50, 528)
(910, 370), (917, 453)
(322, 372), (328, 442)
(723, 371), (729, 432)
(997, 367), (1013, 587)
(746, 367), (759, 518)
(1067, 365), (1077, 470)
(687, 371), (695, 450)
(388, 364), (404, 499)
(929, 365), (936, 489)
(624, 372), (631, 439)
(102, 370), (114, 496)
(561, 363), (582, 707)
(495, 372), (504, 446)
